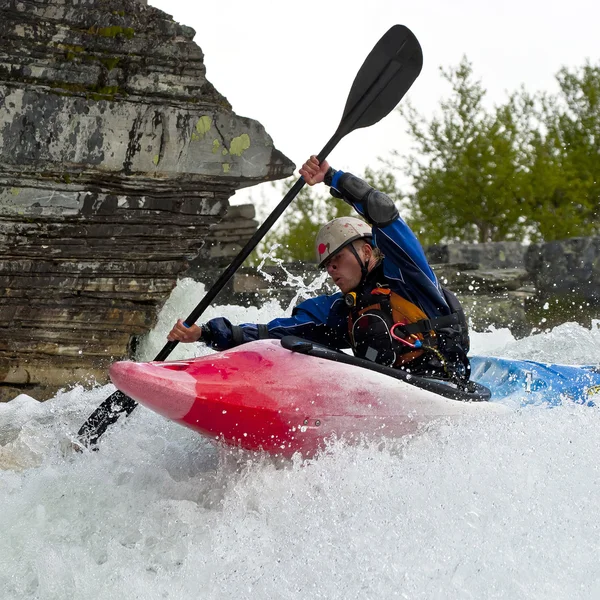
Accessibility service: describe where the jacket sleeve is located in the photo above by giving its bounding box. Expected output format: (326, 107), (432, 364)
(330, 169), (449, 316)
(202, 293), (350, 351)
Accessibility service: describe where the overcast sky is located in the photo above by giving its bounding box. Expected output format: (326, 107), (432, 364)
(150, 0), (599, 207)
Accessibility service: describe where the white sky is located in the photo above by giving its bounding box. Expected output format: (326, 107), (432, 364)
(150, 0), (600, 209)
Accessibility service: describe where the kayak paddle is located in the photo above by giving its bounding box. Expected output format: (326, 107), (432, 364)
(76, 24), (423, 448)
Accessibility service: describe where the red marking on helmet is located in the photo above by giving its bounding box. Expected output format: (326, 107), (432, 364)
(318, 243), (327, 255)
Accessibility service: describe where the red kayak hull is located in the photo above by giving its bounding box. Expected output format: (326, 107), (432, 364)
(109, 340), (504, 457)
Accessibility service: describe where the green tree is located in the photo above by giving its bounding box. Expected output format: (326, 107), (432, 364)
(525, 62), (600, 239)
(396, 57), (531, 245)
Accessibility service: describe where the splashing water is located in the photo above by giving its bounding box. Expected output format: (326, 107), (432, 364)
(1, 277), (599, 599)
(255, 246), (332, 312)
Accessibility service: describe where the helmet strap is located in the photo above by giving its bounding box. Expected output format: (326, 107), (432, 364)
(348, 242), (369, 283)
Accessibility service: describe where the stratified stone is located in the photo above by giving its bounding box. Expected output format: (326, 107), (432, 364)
(0, 0), (294, 401)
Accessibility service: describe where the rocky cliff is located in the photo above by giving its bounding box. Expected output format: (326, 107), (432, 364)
(0, 0), (294, 401)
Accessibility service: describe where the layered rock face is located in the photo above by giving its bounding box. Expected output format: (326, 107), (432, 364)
(0, 0), (294, 401)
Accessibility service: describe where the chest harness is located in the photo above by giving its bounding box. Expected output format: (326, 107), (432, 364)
(345, 282), (471, 383)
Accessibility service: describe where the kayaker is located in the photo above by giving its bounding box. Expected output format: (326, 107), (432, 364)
(168, 156), (471, 383)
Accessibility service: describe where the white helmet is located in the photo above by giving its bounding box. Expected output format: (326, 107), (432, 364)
(315, 217), (372, 267)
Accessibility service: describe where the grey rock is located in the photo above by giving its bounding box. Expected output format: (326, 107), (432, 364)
(526, 237), (600, 301)
(0, 0), (294, 401)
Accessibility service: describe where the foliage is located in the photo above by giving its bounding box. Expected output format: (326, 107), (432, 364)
(397, 57), (600, 244)
(396, 58), (531, 245)
(524, 62), (600, 240)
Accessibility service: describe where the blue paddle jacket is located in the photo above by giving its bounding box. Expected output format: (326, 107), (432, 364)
(201, 171), (451, 352)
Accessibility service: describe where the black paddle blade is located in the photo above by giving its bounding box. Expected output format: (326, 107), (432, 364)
(338, 25), (422, 136)
(76, 390), (137, 447)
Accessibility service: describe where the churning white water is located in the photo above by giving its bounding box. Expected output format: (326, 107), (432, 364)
(1, 278), (600, 600)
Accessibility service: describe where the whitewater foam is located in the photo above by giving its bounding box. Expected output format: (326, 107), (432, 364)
(1, 278), (599, 599)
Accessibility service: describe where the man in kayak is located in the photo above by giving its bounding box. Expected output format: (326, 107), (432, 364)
(168, 156), (471, 383)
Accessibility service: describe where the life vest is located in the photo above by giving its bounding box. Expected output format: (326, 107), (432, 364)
(346, 284), (471, 382)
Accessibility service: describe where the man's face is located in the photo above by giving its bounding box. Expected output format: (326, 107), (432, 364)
(323, 243), (370, 294)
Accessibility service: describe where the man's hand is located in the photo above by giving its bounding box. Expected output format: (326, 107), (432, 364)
(167, 319), (203, 343)
(299, 155), (330, 186)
